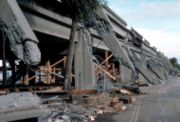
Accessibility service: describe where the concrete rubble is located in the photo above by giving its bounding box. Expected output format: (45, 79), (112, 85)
(0, 0), (179, 122)
(0, 92), (41, 112)
(39, 90), (139, 122)
(0, 92), (47, 121)
(0, 86), (142, 121)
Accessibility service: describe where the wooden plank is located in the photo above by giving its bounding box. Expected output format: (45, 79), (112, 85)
(64, 56), (67, 68)
(101, 54), (113, 66)
(46, 60), (51, 84)
(105, 50), (109, 69)
(23, 76), (36, 84)
(95, 64), (116, 80)
(50, 58), (65, 68)
(72, 89), (97, 94)
(23, 65), (29, 85)
(112, 63), (116, 76)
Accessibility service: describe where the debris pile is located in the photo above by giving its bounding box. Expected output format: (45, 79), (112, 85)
(0, 92), (47, 122)
(0, 92), (42, 112)
(0, 84), (142, 122)
(39, 86), (141, 122)
(39, 97), (90, 122)
(133, 80), (149, 87)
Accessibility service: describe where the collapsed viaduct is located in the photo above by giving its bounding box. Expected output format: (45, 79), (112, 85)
(0, 0), (175, 91)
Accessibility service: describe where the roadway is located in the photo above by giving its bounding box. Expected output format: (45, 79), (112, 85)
(96, 76), (180, 122)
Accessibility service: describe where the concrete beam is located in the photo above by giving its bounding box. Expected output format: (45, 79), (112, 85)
(97, 7), (135, 71)
(23, 11), (71, 40)
(18, 0), (72, 26)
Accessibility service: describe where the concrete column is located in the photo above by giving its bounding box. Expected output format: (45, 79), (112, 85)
(74, 27), (95, 90)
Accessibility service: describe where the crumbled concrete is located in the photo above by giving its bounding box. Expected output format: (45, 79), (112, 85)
(0, 92), (42, 113)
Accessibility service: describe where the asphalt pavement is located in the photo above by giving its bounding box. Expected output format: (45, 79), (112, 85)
(96, 77), (180, 122)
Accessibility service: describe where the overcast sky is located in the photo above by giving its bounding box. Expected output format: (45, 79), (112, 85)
(108, 0), (180, 63)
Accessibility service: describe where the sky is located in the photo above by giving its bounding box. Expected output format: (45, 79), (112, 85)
(108, 0), (180, 63)
(0, 0), (179, 65)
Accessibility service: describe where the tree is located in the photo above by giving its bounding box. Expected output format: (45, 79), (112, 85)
(169, 57), (180, 70)
(62, 0), (106, 91)
(170, 57), (178, 68)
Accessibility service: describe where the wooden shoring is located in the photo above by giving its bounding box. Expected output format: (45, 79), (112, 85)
(101, 54), (113, 66)
(23, 64), (29, 85)
(94, 54), (113, 71)
(105, 50), (109, 69)
(94, 64), (116, 80)
(45, 60), (51, 84)
(112, 63), (116, 77)
(50, 57), (66, 68)
(23, 75), (36, 84)
(23, 57), (66, 84)
(63, 56), (67, 68)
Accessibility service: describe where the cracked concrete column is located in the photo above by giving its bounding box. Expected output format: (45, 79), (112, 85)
(74, 27), (95, 90)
